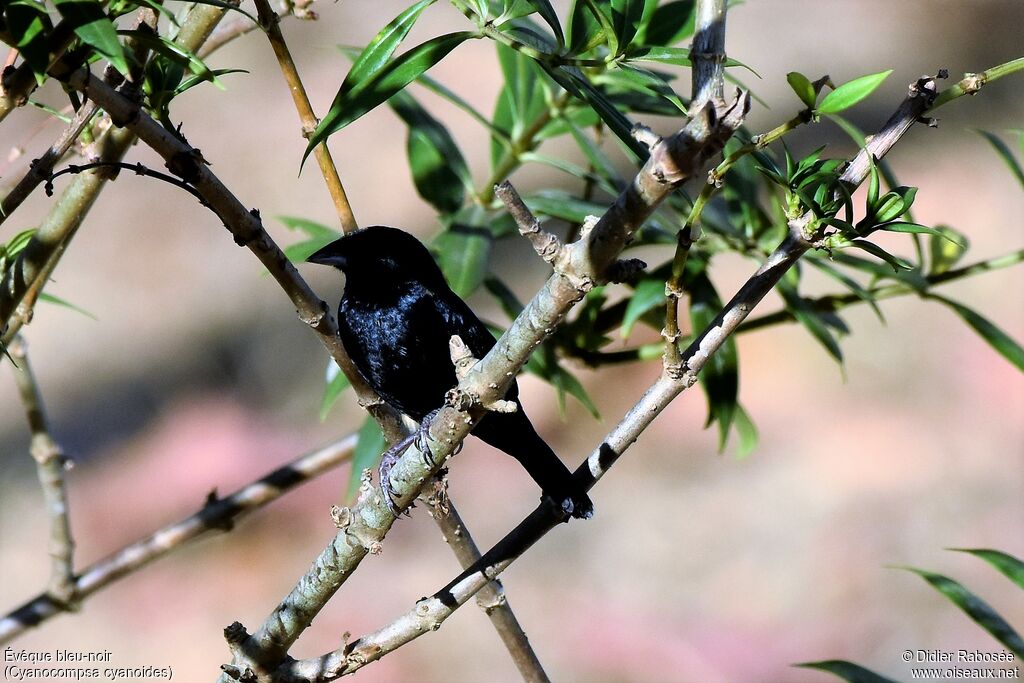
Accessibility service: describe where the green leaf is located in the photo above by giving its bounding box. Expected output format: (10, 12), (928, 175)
(807, 256), (884, 322)
(496, 42), (547, 133)
(780, 278), (844, 365)
(877, 221), (959, 243)
(624, 45), (692, 67)
(6, 1), (54, 81)
(566, 0), (607, 54)
(976, 129), (1024, 188)
(278, 216), (340, 240)
(732, 404), (758, 459)
(610, 0), (645, 54)
(544, 66), (646, 159)
(54, 0), (128, 76)
(526, 345), (600, 418)
(931, 295), (1024, 371)
(845, 240), (913, 272)
(433, 220), (492, 297)
(38, 292), (97, 320)
(503, 0), (564, 47)
(621, 278), (665, 338)
(900, 566), (1024, 658)
(950, 548), (1024, 591)
(796, 660), (899, 683)
(417, 73), (507, 140)
(120, 30), (219, 88)
(484, 276), (525, 319)
(786, 71), (816, 109)
(817, 69), (892, 115)
(613, 63), (687, 114)
(634, 0), (695, 47)
(389, 90), (472, 215)
(871, 186), (916, 224)
(927, 225), (969, 275)
(307, 31), (475, 163)
(320, 359), (351, 421)
(347, 415), (386, 502)
(342, 0), (436, 93)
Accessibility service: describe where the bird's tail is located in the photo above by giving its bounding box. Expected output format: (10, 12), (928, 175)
(474, 410), (594, 519)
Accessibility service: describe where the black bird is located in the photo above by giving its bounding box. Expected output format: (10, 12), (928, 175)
(308, 226), (593, 519)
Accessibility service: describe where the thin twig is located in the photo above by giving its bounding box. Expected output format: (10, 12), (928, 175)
(422, 484), (550, 683)
(253, 0), (357, 232)
(8, 337), (75, 605)
(0, 434), (357, 644)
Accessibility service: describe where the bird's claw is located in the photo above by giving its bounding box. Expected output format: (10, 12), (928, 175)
(378, 414), (439, 519)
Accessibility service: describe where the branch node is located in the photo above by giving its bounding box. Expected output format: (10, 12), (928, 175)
(495, 180), (563, 262)
(164, 148), (206, 184)
(331, 505), (352, 529)
(224, 621), (250, 645)
(606, 258), (647, 284)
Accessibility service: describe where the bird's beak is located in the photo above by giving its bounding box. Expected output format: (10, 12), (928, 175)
(306, 241), (346, 268)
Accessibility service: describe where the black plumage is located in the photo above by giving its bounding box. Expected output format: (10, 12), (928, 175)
(308, 226), (593, 519)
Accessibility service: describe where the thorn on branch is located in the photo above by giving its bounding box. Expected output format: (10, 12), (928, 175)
(494, 180), (562, 263)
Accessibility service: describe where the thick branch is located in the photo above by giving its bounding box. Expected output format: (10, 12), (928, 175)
(8, 337), (75, 605)
(0, 435), (356, 644)
(689, 0), (727, 114)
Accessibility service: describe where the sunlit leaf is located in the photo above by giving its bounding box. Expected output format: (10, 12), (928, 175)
(621, 278), (665, 338)
(817, 70), (892, 114)
(976, 129), (1024, 188)
(634, 0), (695, 47)
(949, 548), (1024, 591)
(786, 71), (816, 109)
(55, 0), (128, 76)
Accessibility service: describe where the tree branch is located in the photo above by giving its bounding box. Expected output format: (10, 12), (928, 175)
(8, 336), (75, 605)
(252, 0), (357, 232)
(0, 434), (357, 644)
(689, 0), (728, 114)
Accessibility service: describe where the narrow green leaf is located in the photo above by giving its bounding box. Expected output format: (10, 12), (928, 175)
(614, 63), (687, 113)
(544, 65), (647, 158)
(120, 30), (219, 87)
(931, 295), (1024, 371)
(846, 240), (913, 271)
(508, 0), (564, 47)
(877, 221), (959, 243)
(796, 660), (900, 683)
(433, 222), (492, 297)
(949, 548), (1024, 591)
(496, 42), (547, 132)
(732, 404), (758, 459)
(611, 0), (645, 53)
(342, 0), (436, 93)
(550, 364), (600, 418)
(347, 415), (386, 502)
(6, 2), (53, 82)
(817, 69), (892, 115)
(55, 0), (128, 76)
(38, 292), (97, 320)
(625, 45), (691, 67)
(484, 277), (525, 319)
(866, 155), (880, 210)
(174, 68), (248, 96)
(900, 566), (1024, 658)
(634, 0), (695, 47)
(807, 257), (884, 322)
(417, 74), (507, 140)
(307, 32), (475, 163)
(320, 360), (351, 421)
(525, 190), (606, 223)
(390, 90), (472, 215)
(976, 129), (1024, 188)
(786, 71), (816, 109)
(780, 280), (844, 365)
(583, 0), (618, 55)
(566, 0), (608, 54)
(621, 278), (665, 338)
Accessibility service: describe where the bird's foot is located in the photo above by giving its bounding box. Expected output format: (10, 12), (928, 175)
(379, 414), (440, 518)
(378, 432), (417, 518)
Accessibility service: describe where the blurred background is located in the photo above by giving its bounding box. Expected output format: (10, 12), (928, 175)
(1, 0), (1022, 681)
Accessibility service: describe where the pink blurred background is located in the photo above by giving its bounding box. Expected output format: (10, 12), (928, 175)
(1, 1), (1022, 681)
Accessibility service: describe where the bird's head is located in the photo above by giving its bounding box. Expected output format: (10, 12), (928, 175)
(306, 225), (446, 290)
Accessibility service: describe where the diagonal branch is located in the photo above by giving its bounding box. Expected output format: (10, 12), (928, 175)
(0, 434), (356, 644)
